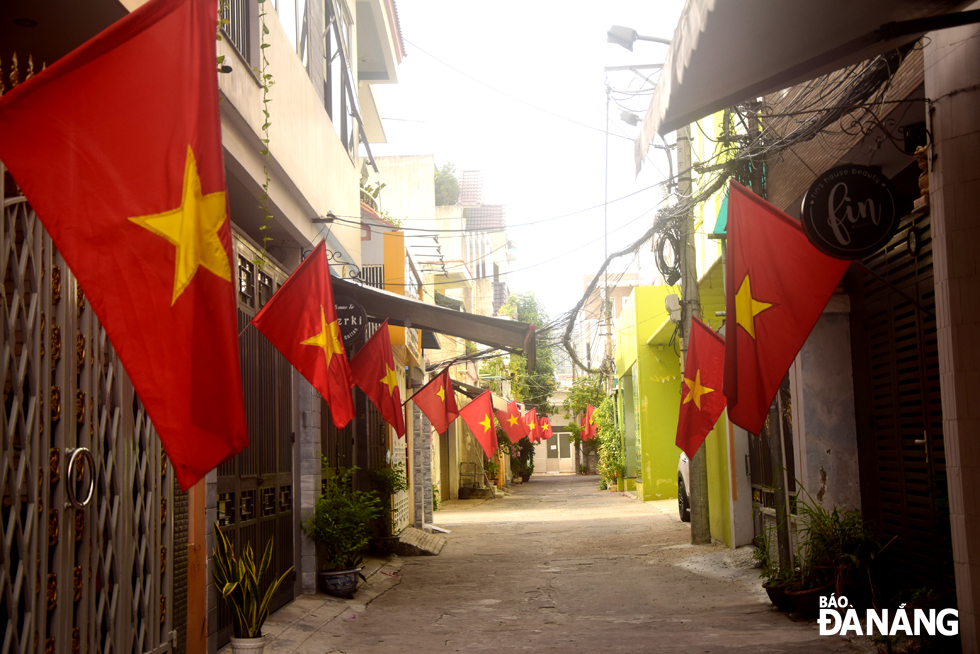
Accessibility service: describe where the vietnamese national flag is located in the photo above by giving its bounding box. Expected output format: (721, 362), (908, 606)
(252, 241), (354, 428)
(725, 182), (851, 434)
(522, 408), (539, 443)
(459, 391), (497, 459)
(495, 400), (528, 444)
(675, 318), (728, 458)
(583, 404), (597, 440)
(0, 0), (247, 489)
(539, 415), (554, 441)
(350, 319), (405, 438)
(411, 368), (459, 434)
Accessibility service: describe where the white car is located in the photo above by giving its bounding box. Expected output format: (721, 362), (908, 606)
(677, 452), (691, 522)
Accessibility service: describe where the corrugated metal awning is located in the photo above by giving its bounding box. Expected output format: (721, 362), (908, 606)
(333, 277), (536, 368)
(635, 0), (974, 173)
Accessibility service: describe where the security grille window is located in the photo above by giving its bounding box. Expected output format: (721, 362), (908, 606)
(360, 264), (385, 289)
(258, 270), (274, 308)
(222, 0), (251, 63)
(238, 255), (255, 308)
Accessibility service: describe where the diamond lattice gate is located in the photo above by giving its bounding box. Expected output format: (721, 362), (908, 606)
(2, 168), (174, 654)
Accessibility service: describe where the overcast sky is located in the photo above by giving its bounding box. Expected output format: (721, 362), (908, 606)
(370, 0), (686, 321)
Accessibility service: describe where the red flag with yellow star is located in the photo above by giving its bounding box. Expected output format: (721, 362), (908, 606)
(411, 368), (459, 434)
(350, 320), (405, 438)
(252, 241), (354, 428)
(583, 405), (597, 441)
(522, 407), (539, 443)
(459, 390), (497, 459)
(539, 415), (554, 441)
(676, 318), (727, 458)
(0, 0), (247, 490)
(495, 400), (528, 444)
(725, 181), (850, 434)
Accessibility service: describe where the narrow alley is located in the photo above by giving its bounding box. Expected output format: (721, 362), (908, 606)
(258, 475), (871, 653)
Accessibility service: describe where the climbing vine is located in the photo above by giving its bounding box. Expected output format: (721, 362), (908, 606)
(255, 0), (275, 261)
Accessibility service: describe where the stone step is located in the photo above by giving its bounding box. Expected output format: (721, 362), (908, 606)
(395, 526), (446, 556)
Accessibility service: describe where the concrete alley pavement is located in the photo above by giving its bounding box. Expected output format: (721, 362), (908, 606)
(276, 474), (872, 653)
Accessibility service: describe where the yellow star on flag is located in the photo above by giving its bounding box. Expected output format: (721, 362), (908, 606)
(436, 385), (446, 402)
(529, 420), (537, 431)
(380, 364), (398, 396)
(480, 413), (492, 433)
(683, 369), (716, 410)
(507, 414), (519, 427)
(129, 145), (231, 305)
(734, 274), (772, 339)
(300, 305), (343, 369)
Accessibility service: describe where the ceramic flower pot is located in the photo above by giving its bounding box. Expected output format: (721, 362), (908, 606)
(229, 635), (267, 653)
(762, 581), (794, 612)
(785, 582), (834, 618)
(318, 568), (362, 599)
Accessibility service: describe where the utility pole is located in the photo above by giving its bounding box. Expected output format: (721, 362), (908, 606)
(677, 124), (710, 545)
(603, 84), (615, 395)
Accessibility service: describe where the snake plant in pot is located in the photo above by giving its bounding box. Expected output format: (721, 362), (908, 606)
(211, 524), (293, 653)
(301, 466), (382, 598)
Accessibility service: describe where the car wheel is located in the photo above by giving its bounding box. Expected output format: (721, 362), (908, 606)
(678, 477), (691, 522)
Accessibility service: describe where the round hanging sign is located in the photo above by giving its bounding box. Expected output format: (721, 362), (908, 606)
(334, 295), (367, 345)
(800, 164), (901, 260)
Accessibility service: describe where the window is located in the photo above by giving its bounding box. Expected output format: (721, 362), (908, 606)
(324, 0), (356, 159)
(274, 0), (308, 65)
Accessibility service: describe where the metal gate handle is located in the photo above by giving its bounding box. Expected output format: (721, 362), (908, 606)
(66, 447), (96, 509)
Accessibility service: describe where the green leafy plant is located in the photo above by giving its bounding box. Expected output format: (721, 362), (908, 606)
(211, 525), (293, 639)
(484, 457), (500, 480)
(301, 466), (382, 574)
(432, 484), (441, 511)
(368, 462), (408, 536)
(253, 0), (275, 263)
(510, 437), (534, 479)
(594, 398), (625, 483)
(790, 494), (893, 603)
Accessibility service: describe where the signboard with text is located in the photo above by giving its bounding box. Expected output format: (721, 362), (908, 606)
(335, 295), (367, 345)
(801, 164), (901, 260)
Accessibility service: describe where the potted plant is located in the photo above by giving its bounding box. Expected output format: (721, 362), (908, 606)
(211, 526), (293, 653)
(484, 457), (500, 485)
(782, 494), (891, 617)
(301, 466), (382, 598)
(367, 461), (408, 555)
(510, 437), (534, 483)
(752, 522), (795, 612)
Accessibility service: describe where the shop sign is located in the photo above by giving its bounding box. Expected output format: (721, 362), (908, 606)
(801, 165), (900, 259)
(335, 295), (367, 344)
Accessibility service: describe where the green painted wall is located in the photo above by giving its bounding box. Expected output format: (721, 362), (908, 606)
(615, 287), (683, 502)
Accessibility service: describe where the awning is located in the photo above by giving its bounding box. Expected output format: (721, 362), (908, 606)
(635, 0), (975, 173)
(333, 277), (536, 368)
(451, 379), (509, 412)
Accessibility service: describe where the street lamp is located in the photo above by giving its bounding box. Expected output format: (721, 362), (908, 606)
(607, 25), (671, 51)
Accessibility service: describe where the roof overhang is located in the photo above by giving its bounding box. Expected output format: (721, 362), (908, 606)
(333, 277), (536, 368)
(451, 379), (509, 412)
(635, 0), (976, 173)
